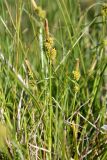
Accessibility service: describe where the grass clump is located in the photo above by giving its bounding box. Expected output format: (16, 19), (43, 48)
(0, 0), (107, 159)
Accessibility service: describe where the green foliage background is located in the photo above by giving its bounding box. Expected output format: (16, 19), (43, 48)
(0, 0), (107, 159)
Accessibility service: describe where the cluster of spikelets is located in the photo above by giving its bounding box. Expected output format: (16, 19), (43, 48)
(31, 0), (56, 63)
(24, 58), (38, 91)
(44, 19), (57, 64)
(31, 0), (46, 19)
(72, 59), (80, 93)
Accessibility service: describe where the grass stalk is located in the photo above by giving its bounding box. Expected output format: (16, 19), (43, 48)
(49, 61), (52, 160)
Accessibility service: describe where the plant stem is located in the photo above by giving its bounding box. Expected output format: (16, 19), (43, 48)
(49, 61), (52, 160)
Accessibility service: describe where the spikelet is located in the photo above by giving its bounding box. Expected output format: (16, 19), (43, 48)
(35, 6), (46, 19)
(72, 70), (80, 82)
(50, 48), (57, 61)
(31, 0), (46, 19)
(72, 59), (80, 93)
(74, 84), (80, 93)
(72, 59), (80, 81)
(44, 18), (57, 63)
(44, 19), (49, 40)
(47, 37), (54, 47)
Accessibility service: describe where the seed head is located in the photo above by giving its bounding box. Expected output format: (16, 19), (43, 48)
(31, 0), (46, 19)
(47, 37), (54, 47)
(72, 58), (80, 81)
(45, 42), (52, 51)
(74, 84), (79, 93)
(72, 70), (80, 81)
(50, 48), (57, 61)
(35, 7), (46, 19)
(44, 19), (49, 39)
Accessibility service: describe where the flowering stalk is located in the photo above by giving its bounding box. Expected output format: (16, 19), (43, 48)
(31, 0), (46, 75)
(72, 58), (80, 93)
(44, 19), (57, 64)
(72, 59), (80, 113)
(44, 18), (57, 159)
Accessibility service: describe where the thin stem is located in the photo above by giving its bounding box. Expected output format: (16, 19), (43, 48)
(49, 61), (52, 160)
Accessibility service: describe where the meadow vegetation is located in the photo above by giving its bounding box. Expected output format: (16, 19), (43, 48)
(0, 0), (107, 159)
